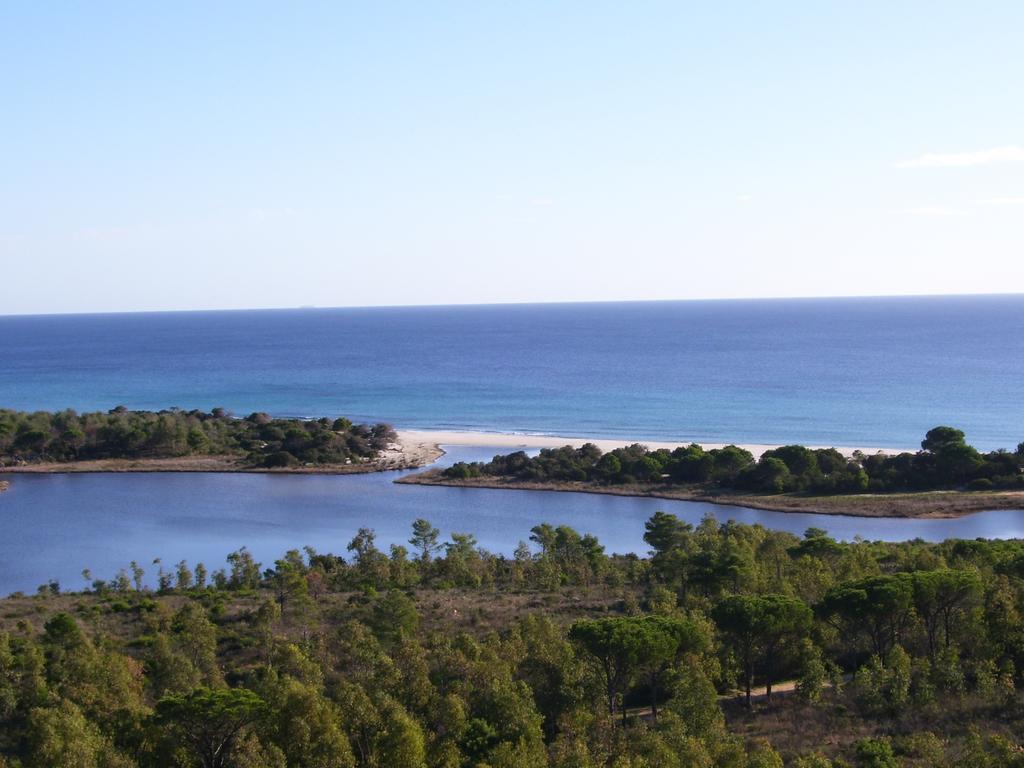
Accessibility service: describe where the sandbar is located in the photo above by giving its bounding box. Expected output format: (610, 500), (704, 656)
(395, 429), (904, 459)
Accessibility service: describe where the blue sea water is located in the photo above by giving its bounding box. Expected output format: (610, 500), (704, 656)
(2, 295), (1023, 449)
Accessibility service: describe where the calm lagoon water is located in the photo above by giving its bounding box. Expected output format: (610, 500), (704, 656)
(3, 446), (1024, 595)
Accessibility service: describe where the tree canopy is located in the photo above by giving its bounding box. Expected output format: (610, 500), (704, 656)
(442, 426), (1024, 494)
(2, 513), (1024, 766)
(0, 407), (395, 468)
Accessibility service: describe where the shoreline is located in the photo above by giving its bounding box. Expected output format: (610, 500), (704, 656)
(2, 427), (1020, 519)
(0, 428), (905, 479)
(396, 429), (906, 458)
(0, 435), (445, 477)
(397, 471), (1024, 519)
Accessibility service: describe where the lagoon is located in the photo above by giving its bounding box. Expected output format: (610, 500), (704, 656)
(3, 446), (1024, 595)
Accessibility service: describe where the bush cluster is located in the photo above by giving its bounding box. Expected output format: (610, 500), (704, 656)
(0, 407), (397, 468)
(445, 426), (1024, 494)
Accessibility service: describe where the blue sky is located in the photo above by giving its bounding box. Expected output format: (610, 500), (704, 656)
(2, 2), (1022, 314)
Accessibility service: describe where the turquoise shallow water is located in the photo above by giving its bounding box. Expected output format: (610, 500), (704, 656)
(2, 295), (1023, 449)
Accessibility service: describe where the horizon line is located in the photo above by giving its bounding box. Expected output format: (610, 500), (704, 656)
(2, 290), (1022, 319)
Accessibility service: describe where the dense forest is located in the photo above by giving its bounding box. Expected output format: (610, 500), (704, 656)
(0, 408), (396, 468)
(3, 515), (1024, 766)
(443, 427), (1024, 495)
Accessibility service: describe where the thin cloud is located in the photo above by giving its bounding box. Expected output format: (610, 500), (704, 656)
(896, 145), (1024, 169)
(895, 206), (971, 217)
(975, 196), (1024, 205)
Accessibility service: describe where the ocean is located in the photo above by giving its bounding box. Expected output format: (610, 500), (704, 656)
(2, 295), (1023, 450)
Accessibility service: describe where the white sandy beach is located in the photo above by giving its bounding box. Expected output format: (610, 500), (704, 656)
(397, 429), (904, 460)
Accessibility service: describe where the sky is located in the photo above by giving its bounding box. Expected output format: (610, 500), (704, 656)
(1, 2), (1023, 315)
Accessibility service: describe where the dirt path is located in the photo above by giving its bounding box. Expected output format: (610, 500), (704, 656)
(626, 679), (808, 723)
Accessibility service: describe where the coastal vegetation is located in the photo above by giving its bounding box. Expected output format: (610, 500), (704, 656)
(3, 515), (1024, 766)
(427, 428), (1024, 515)
(0, 408), (397, 469)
